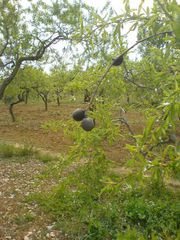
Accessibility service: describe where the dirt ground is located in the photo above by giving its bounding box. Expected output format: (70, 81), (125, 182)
(0, 103), (76, 154)
(0, 102), (145, 161)
(0, 102), (145, 240)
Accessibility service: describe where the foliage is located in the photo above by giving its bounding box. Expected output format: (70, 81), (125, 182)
(0, 0), (96, 99)
(31, 103), (180, 240)
(30, 166), (180, 240)
(14, 213), (35, 225)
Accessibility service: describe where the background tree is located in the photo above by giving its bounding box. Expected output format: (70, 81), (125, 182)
(50, 66), (77, 106)
(3, 80), (26, 122)
(0, 0), (93, 100)
(31, 69), (53, 111)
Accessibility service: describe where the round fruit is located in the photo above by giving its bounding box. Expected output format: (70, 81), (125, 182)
(72, 108), (86, 121)
(81, 118), (95, 131)
(112, 55), (123, 66)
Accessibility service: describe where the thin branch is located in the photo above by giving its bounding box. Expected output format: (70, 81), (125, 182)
(123, 62), (154, 90)
(0, 26), (9, 57)
(113, 117), (135, 136)
(88, 30), (173, 108)
(88, 63), (113, 106)
(0, 60), (14, 68)
(79, 15), (150, 43)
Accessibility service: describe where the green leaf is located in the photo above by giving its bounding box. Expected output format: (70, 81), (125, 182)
(172, 6), (180, 48)
(142, 117), (155, 144)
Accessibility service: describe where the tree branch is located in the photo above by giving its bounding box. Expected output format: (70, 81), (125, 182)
(9, 91), (25, 122)
(123, 61), (154, 90)
(0, 23), (9, 57)
(114, 117), (135, 136)
(0, 34), (65, 100)
(88, 30), (173, 108)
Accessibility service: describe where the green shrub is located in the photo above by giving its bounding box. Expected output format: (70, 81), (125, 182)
(123, 197), (180, 238)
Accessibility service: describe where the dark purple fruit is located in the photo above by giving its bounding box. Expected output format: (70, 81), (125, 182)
(81, 118), (95, 131)
(112, 55), (123, 66)
(72, 108), (86, 121)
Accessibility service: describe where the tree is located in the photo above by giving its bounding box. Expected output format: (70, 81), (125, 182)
(3, 66), (41, 120)
(50, 66), (75, 106)
(14, 66), (39, 104)
(31, 69), (53, 111)
(0, 0), (89, 100)
(3, 81), (26, 122)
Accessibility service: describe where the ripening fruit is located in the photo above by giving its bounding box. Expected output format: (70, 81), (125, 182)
(72, 108), (86, 121)
(112, 55), (123, 66)
(81, 118), (95, 131)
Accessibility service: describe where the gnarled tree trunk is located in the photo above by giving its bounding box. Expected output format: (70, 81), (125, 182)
(8, 92), (25, 122)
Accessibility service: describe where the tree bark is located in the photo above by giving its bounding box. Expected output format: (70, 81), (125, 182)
(57, 96), (60, 106)
(8, 92), (25, 122)
(24, 88), (30, 104)
(44, 97), (48, 111)
(39, 92), (49, 111)
(55, 89), (62, 107)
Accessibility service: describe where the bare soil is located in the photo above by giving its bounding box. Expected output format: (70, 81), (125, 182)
(0, 102), (145, 161)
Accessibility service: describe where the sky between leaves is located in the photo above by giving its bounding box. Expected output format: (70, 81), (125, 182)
(22, 0), (179, 71)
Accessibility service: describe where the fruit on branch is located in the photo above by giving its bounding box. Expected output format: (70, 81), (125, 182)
(72, 108), (86, 121)
(81, 118), (95, 131)
(112, 55), (124, 66)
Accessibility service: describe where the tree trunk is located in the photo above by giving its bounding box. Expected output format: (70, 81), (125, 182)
(44, 97), (48, 111)
(9, 103), (16, 122)
(55, 89), (62, 107)
(8, 92), (25, 122)
(25, 89), (30, 104)
(36, 90), (49, 111)
(57, 96), (60, 106)
(126, 93), (130, 104)
(39, 93), (48, 111)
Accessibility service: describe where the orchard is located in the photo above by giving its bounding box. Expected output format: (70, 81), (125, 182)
(0, 0), (180, 239)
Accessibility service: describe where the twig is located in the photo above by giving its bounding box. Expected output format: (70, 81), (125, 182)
(123, 62), (154, 90)
(113, 117), (135, 136)
(88, 30), (173, 108)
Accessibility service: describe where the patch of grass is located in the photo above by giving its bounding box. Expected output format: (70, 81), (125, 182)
(36, 155), (66, 181)
(0, 143), (15, 157)
(0, 143), (37, 161)
(14, 213), (36, 225)
(41, 120), (63, 132)
(16, 145), (37, 157)
(0, 142), (61, 165)
(37, 153), (59, 163)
